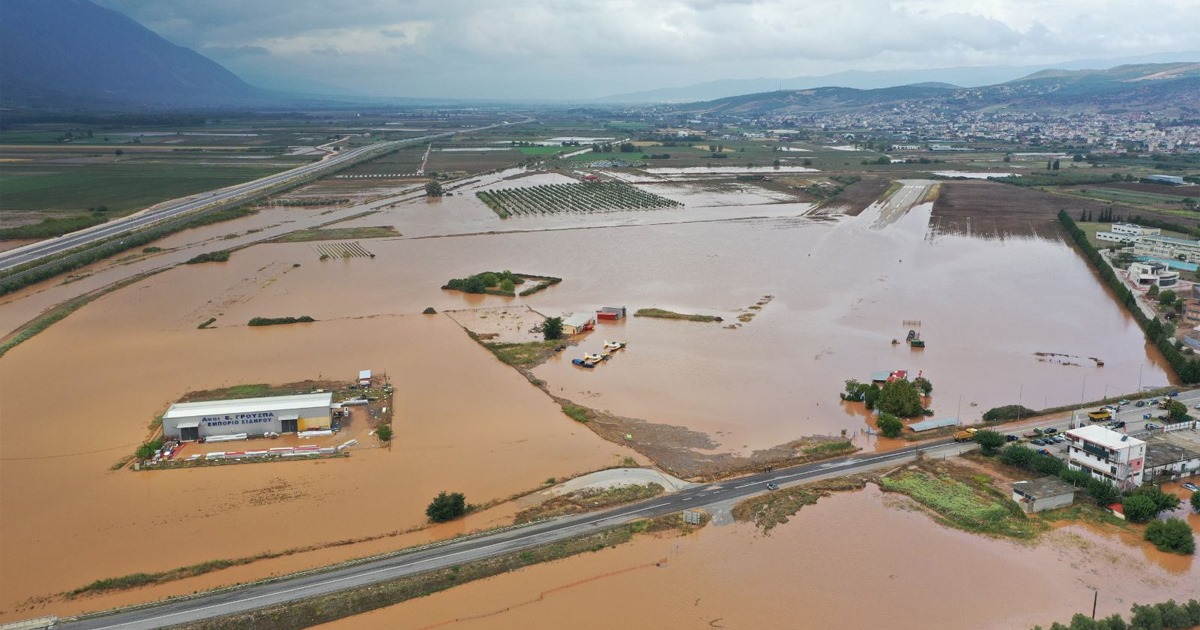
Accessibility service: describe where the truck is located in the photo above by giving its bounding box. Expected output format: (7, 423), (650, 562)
(1087, 409), (1113, 421)
(953, 427), (978, 442)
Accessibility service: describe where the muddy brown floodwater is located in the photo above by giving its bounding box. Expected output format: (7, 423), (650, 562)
(321, 485), (1200, 630)
(0, 169), (1177, 618)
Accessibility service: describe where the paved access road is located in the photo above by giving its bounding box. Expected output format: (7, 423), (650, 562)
(0, 121), (522, 273)
(61, 439), (969, 629)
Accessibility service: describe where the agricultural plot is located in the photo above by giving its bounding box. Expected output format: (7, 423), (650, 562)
(314, 241), (375, 259)
(476, 182), (682, 218)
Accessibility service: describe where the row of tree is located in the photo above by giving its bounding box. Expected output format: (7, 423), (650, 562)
(1059, 211), (1200, 383)
(1032, 598), (1200, 630)
(842, 377), (934, 437)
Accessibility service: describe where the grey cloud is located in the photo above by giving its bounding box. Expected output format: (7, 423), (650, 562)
(92, 0), (1200, 100)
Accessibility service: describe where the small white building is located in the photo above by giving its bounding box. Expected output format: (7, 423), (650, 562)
(1098, 223), (1161, 244)
(358, 370), (372, 387)
(1065, 425), (1146, 491)
(562, 313), (596, 336)
(1128, 261), (1180, 288)
(1012, 477), (1077, 513)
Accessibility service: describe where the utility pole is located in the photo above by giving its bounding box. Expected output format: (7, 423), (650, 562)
(1092, 589), (1099, 620)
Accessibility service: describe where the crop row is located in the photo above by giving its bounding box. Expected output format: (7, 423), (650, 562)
(476, 182), (681, 218)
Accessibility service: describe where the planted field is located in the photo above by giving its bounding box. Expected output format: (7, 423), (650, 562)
(315, 242), (375, 259)
(274, 226), (399, 243)
(477, 182), (682, 218)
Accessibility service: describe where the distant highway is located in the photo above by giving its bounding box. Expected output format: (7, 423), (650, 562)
(0, 121), (523, 273)
(60, 439), (970, 629)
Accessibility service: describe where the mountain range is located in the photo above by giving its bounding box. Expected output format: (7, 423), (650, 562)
(0, 0), (260, 109)
(1, 0), (1199, 117)
(670, 63), (1200, 117)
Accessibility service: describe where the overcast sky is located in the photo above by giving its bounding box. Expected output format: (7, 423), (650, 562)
(93, 0), (1200, 100)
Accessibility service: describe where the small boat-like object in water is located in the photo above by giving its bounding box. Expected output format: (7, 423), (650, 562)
(602, 340), (627, 351)
(571, 358), (597, 368)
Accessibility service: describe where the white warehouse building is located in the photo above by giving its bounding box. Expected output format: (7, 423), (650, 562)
(162, 392), (334, 441)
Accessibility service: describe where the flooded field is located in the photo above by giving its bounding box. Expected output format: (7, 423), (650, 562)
(0, 166), (1177, 617)
(322, 485), (1199, 630)
(0, 292), (641, 615)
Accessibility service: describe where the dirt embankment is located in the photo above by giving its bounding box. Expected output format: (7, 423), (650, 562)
(816, 176), (892, 216)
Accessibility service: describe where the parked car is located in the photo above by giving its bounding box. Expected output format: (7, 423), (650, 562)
(1146, 423), (1160, 430)
(1043, 428), (1058, 435)
(1109, 421), (1126, 429)
(1037, 448), (1052, 455)
(1183, 482), (1199, 492)
(1119, 399), (1131, 406)
(1031, 438), (1046, 446)
(1136, 400), (1146, 407)
(766, 482), (779, 491)
(1053, 435), (1066, 443)
(1144, 413), (1153, 420)
(1169, 391), (1179, 397)
(1005, 434), (1019, 442)
(1149, 398), (1159, 405)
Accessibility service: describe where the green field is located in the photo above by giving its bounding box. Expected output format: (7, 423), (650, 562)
(1061, 186), (1195, 207)
(0, 162), (290, 215)
(517, 146), (572, 155)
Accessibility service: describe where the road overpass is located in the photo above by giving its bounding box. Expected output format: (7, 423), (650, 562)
(0, 120), (523, 274)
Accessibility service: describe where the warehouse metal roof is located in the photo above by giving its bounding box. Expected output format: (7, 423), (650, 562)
(907, 417), (959, 432)
(164, 392), (334, 419)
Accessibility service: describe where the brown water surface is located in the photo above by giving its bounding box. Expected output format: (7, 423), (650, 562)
(322, 486), (1200, 630)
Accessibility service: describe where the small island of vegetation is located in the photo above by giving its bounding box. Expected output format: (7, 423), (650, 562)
(634, 308), (722, 323)
(442, 270), (562, 297)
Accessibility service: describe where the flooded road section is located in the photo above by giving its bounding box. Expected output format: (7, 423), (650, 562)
(323, 486), (1199, 630)
(210, 194), (1168, 455)
(0, 286), (640, 614)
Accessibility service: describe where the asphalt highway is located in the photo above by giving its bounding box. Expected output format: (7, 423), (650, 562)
(62, 438), (969, 629)
(0, 121), (521, 273)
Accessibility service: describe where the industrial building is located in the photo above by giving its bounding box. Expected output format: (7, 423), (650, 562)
(1145, 174), (1185, 186)
(1011, 477), (1076, 513)
(1065, 425), (1145, 491)
(162, 392), (334, 441)
(1142, 437), (1200, 483)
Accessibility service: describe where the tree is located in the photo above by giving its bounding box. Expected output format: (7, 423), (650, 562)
(1145, 518), (1195, 555)
(463, 275), (487, 293)
(425, 491), (467, 522)
(1122, 493), (1159, 523)
(375, 424), (393, 441)
(1068, 614), (1098, 630)
(1000, 444), (1037, 468)
(541, 316), (563, 341)
(1053, 159), (1061, 171)
(1073, 153), (1085, 162)
(500, 278), (515, 293)
(1148, 284), (1161, 299)
(772, 158), (781, 168)
(1166, 400), (1188, 422)
(875, 413), (904, 438)
(1130, 485), (1181, 513)
(425, 180), (444, 197)
(1192, 490), (1200, 513)
(1159, 289), (1177, 306)
(875, 156), (890, 165)
(874, 379), (925, 417)
(1087, 479), (1121, 506)
(973, 429), (1006, 455)
(114, 148), (124, 156)
(913, 376), (933, 396)
(803, 159), (813, 166)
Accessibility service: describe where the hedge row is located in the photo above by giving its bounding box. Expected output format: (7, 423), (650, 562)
(1058, 211), (1200, 383)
